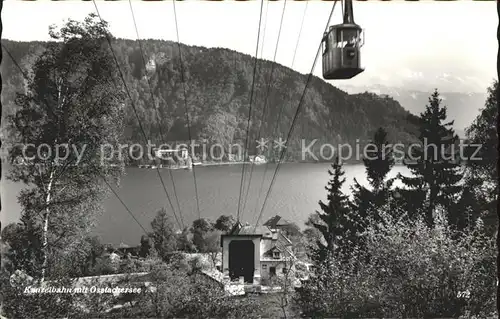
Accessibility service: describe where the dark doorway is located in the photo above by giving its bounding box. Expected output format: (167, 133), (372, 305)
(270, 267), (276, 276)
(228, 240), (255, 283)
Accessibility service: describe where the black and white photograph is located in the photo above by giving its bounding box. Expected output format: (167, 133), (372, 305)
(0, 0), (499, 317)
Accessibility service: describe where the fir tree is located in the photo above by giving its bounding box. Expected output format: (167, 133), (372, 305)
(309, 157), (355, 265)
(364, 128), (395, 191)
(460, 81), (498, 234)
(150, 208), (178, 259)
(398, 89), (462, 227)
(351, 127), (396, 225)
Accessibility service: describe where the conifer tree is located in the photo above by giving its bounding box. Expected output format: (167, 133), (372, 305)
(309, 157), (355, 265)
(150, 208), (178, 259)
(398, 89), (462, 227)
(351, 127), (395, 225)
(462, 81), (498, 234)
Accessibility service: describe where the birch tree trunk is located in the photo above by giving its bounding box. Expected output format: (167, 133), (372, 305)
(41, 170), (55, 282)
(496, 0), (499, 314)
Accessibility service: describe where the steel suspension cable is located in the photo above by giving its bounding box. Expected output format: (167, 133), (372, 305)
(292, 1), (308, 68)
(172, 0), (202, 220)
(128, 0), (185, 228)
(240, 0), (271, 217)
(254, 0), (339, 231)
(236, 0), (265, 222)
(259, 0), (270, 59)
(92, 0), (184, 230)
(240, 0), (270, 219)
(241, 0), (288, 222)
(252, 0), (308, 221)
(101, 176), (150, 235)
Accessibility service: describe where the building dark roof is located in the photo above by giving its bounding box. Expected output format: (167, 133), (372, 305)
(263, 215), (292, 228)
(226, 219), (294, 243)
(231, 224), (269, 236)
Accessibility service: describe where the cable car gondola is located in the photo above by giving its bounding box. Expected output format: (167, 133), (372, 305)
(322, 0), (364, 80)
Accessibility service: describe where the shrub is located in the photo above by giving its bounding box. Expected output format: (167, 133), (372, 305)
(1, 269), (78, 318)
(112, 262), (262, 318)
(295, 212), (496, 318)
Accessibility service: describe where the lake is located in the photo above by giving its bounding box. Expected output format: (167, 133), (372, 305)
(1, 163), (409, 246)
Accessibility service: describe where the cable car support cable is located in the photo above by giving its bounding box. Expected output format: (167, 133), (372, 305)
(241, 0), (288, 222)
(254, 0), (339, 231)
(236, 0), (265, 223)
(240, 0), (272, 219)
(172, 0), (202, 220)
(101, 176), (150, 236)
(252, 0), (306, 223)
(291, 1), (308, 68)
(259, 0), (270, 60)
(92, 0), (185, 230)
(127, 0), (185, 229)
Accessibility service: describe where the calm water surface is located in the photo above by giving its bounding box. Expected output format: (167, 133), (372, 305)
(2, 163), (409, 246)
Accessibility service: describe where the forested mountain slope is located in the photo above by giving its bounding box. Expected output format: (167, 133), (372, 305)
(1, 39), (419, 161)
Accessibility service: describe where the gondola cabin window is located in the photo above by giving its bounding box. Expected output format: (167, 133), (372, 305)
(336, 28), (361, 48)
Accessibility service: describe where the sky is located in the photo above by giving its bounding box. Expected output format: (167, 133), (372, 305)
(2, 0), (498, 93)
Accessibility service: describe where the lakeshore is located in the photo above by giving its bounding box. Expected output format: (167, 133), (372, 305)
(131, 157), (412, 170)
(137, 160), (266, 169)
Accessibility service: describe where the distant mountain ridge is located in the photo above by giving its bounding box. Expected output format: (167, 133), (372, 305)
(1, 39), (420, 161)
(336, 83), (488, 138)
